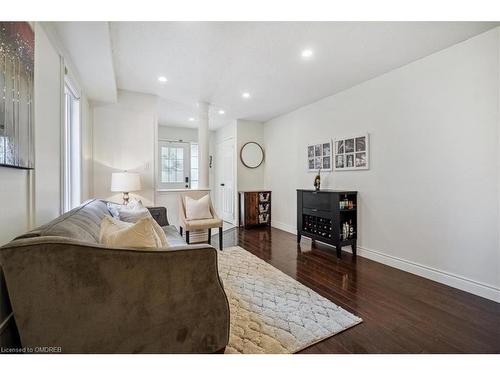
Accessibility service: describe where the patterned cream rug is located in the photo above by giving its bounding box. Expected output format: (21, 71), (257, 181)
(217, 246), (362, 354)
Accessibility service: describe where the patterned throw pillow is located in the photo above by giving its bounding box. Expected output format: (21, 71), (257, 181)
(107, 202), (121, 218)
(107, 198), (147, 222)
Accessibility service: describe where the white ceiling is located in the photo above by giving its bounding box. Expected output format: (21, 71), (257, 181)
(84, 22), (500, 128)
(50, 22), (117, 103)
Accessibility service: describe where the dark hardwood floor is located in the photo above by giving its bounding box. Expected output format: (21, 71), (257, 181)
(212, 226), (500, 354)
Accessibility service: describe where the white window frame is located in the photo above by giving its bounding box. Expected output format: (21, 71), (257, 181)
(190, 143), (199, 189)
(62, 73), (81, 212)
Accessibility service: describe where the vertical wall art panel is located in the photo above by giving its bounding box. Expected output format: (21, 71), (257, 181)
(0, 22), (34, 169)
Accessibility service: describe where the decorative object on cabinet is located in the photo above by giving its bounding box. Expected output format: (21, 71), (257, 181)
(0, 22), (34, 169)
(239, 191), (271, 228)
(240, 142), (264, 168)
(297, 189), (357, 258)
(313, 169), (321, 191)
(307, 141), (331, 172)
(334, 133), (369, 171)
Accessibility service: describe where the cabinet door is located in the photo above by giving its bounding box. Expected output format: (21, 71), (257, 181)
(303, 191), (331, 211)
(245, 193), (259, 225)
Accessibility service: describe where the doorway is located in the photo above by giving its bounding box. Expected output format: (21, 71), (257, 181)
(215, 137), (236, 224)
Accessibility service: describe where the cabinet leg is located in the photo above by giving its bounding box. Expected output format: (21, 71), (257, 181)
(351, 241), (357, 257)
(297, 234), (301, 243)
(336, 245), (342, 259)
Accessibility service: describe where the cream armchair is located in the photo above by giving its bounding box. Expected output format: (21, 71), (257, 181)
(178, 191), (223, 249)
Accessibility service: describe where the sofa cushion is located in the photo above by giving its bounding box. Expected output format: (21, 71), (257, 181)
(15, 199), (111, 243)
(183, 217), (223, 231)
(163, 225), (187, 247)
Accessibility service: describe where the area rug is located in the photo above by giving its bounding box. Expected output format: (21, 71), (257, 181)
(217, 246), (362, 354)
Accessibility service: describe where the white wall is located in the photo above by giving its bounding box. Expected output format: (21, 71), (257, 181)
(33, 23), (63, 226)
(264, 28), (500, 301)
(0, 23), (63, 245)
(236, 120), (265, 191)
(0, 169), (30, 245)
(93, 90), (158, 206)
(0, 22), (95, 243)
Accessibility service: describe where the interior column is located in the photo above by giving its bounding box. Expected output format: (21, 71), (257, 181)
(197, 102), (209, 189)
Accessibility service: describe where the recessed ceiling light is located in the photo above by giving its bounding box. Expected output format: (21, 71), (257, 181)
(301, 49), (313, 59)
(158, 76), (168, 83)
(188, 117), (195, 122)
(242, 92), (251, 99)
(218, 109), (225, 115)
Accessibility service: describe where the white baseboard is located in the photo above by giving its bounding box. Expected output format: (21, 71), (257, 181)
(271, 221), (500, 303)
(352, 246), (500, 303)
(271, 220), (296, 235)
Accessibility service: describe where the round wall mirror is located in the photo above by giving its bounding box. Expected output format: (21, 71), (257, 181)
(240, 142), (264, 168)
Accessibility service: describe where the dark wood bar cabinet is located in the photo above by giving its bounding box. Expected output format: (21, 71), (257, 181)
(297, 189), (358, 258)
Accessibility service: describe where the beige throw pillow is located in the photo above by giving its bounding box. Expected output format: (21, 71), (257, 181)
(185, 195), (212, 220)
(99, 215), (168, 249)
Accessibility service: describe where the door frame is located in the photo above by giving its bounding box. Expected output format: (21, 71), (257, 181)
(215, 136), (237, 225)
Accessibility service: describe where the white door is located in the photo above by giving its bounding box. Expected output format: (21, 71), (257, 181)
(158, 141), (190, 189)
(216, 138), (235, 223)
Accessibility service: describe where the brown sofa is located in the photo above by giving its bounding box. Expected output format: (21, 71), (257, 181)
(0, 199), (230, 353)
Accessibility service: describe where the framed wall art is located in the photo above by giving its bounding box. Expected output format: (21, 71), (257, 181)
(307, 141), (332, 172)
(0, 22), (35, 169)
(334, 133), (369, 171)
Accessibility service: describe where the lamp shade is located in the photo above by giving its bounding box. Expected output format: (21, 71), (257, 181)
(111, 172), (141, 192)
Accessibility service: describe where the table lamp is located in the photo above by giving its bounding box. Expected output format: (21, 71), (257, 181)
(111, 172), (141, 205)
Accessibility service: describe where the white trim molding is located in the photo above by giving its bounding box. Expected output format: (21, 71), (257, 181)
(271, 220), (297, 235)
(352, 246), (500, 303)
(272, 222), (500, 303)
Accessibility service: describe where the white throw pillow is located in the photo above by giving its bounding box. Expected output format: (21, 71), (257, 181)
(119, 206), (151, 223)
(99, 215), (168, 249)
(185, 195), (212, 220)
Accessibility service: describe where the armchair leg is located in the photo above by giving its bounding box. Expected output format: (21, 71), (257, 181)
(208, 228), (211, 244)
(180, 226), (183, 236)
(219, 227), (223, 250)
(186, 231), (190, 244)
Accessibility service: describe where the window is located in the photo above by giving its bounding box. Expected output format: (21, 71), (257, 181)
(63, 77), (81, 212)
(190, 143), (199, 189)
(158, 140), (199, 190)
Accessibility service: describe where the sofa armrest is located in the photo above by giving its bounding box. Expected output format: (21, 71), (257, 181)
(0, 239), (229, 353)
(147, 206), (169, 226)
